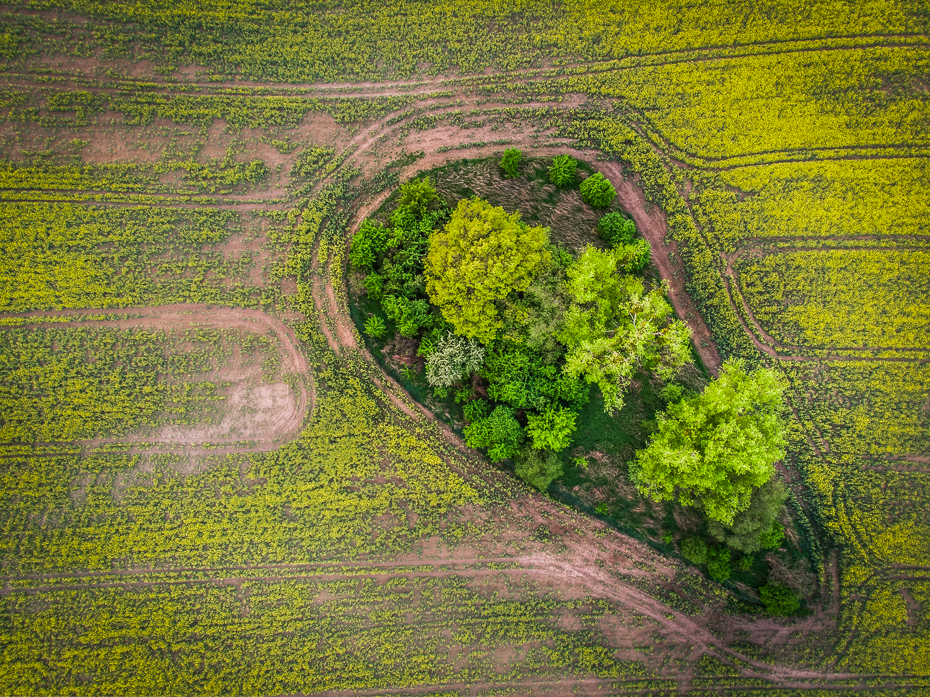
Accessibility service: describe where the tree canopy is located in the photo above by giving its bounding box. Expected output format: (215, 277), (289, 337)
(629, 359), (788, 525)
(425, 197), (550, 344)
(557, 245), (691, 412)
(579, 172), (616, 208)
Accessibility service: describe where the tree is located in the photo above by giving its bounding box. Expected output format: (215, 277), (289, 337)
(425, 332), (485, 388)
(526, 405), (577, 451)
(350, 220), (389, 271)
(681, 538), (708, 565)
(708, 478), (788, 553)
(557, 246), (692, 412)
(548, 154), (577, 186)
(396, 176), (438, 216)
(706, 547), (731, 581)
(515, 447), (564, 491)
(629, 359), (788, 526)
(364, 315), (386, 338)
(760, 584), (801, 616)
(500, 148), (522, 178)
(596, 211), (636, 247)
(425, 198), (550, 344)
(580, 172), (616, 208)
(464, 405), (524, 462)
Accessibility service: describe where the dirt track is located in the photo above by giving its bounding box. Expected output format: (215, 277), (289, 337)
(0, 304), (314, 454)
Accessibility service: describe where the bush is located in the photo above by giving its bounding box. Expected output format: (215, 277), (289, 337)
(613, 239), (651, 272)
(515, 447), (564, 491)
(364, 315), (386, 338)
(500, 148), (522, 179)
(526, 405), (578, 451)
(707, 547), (731, 581)
(363, 273), (384, 299)
(350, 220), (389, 270)
(548, 154), (577, 186)
(381, 294), (430, 337)
(464, 405), (524, 462)
(596, 211), (636, 246)
(760, 584), (801, 616)
(463, 398), (490, 423)
(580, 172), (616, 208)
(681, 538), (708, 565)
(425, 332), (485, 388)
(396, 176), (437, 216)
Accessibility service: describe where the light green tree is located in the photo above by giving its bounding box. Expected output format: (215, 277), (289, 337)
(500, 148), (522, 178)
(526, 405), (577, 451)
(579, 172), (616, 207)
(425, 198), (550, 344)
(630, 359), (788, 525)
(557, 246), (691, 412)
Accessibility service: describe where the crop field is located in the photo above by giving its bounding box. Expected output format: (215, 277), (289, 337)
(0, 1), (928, 695)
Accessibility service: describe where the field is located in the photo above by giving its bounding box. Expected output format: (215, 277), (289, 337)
(0, 1), (928, 694)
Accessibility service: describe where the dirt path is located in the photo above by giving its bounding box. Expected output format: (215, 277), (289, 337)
(0, 304), (314, 454)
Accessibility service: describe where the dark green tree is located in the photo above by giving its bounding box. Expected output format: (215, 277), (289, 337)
(708, 478), (789, 553)
(464, 405), (524, 462)
(596, 211), (636, 246)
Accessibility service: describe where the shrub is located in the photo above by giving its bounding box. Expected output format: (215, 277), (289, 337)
(707, 547), (732, 581)
(464, 405), (524, 462)
(515, 447), (564, 491)
(596, 211), (636, 246)
(425, 332), (485, 388)
(500, 147), (522, 178)
(350, 220), (389, 270)
(760, 584), (801, 616)
(381, 294), (430, 337)
(548, 155), (577, 186)
(364, 315), (386, 338)
(613, 239), (651, 272)
(396, 176), (438, 216)
(463, 398), (490, 423)
(580, 172), (616, 208)
(526, 405), (578, 451)
(363, 273), (384, 299)
(681, 538), (708, 565)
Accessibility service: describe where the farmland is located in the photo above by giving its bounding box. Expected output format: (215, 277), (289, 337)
(0, 1), (928, 694)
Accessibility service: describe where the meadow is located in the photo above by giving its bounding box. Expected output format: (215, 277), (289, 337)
(0, 0), (928, 693)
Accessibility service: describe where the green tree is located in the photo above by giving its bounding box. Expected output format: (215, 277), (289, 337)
(707, 478), (788, 553)
(396, 176), (438, 216)
(580, 172), (616, 208)
(760, 584), (801, 616)
(464, 405), (524, 462)
(425, 332), (485, 388)
(500, 147), (522, 178)
(350, 220), (389, 271)
(706, 547), (731, 581)
(425, 198), (550, 344)
(630, 359), (788, 525)
(515, 447), (564, 491)
(526, 405), (577, 451)
(548, 154), (577, 186)
(557, 246), (692, 412)
(681, 538), (708, 565)
(596, 211), (636, 247)
(364, 315), (386, 338)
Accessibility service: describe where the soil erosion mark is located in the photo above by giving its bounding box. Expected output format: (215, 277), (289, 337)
(0, 304), (314, 454)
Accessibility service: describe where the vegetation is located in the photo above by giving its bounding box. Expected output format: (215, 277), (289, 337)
(499, 147), (522, 179)
(579, 173), (616, 208)
(425, 197), (549, 344)
(3, 0), (929, 688)
(631, 360), (787, 525)
(548, 154), (577, 186)
(596, 211), (637, 247)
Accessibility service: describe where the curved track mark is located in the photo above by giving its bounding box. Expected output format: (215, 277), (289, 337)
(0, 304), (314, 455)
